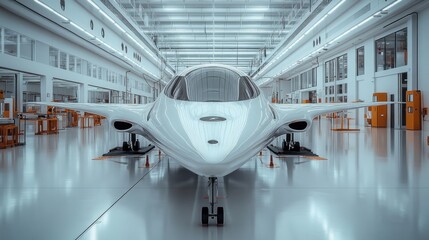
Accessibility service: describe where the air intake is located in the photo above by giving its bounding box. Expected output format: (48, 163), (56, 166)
(113, 121), (132, 131)
(288, 121), (308, 131)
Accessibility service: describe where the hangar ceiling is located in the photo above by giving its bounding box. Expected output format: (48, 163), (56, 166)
(115, 0), (318, 74)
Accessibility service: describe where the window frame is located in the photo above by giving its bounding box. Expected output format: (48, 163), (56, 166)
(20, 34), (35, 61)
(356, 46), (364, 76)
(375, 27), (407, 72)
(4, 28), (18, 57)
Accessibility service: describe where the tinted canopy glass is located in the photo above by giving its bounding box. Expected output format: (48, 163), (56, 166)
(165, 67), (259, 102)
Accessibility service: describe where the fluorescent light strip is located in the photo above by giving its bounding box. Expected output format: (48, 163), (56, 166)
(124, 55), (158, 79)
(70, 22), (94, 38)
(86, 0), (100, 10)
(328, 15), (372, 44)
(327, 0), (346, 15)
(304, 15), (328, 35)
(34, 0), (69, 21)
(304, 0), (345, 35)
(86, 0), (159, 63)
(383, 0), (402, 11)
(34, 0), (158, 80)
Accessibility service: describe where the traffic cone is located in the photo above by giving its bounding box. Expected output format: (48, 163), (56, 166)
(269, 155), (274, 168)
(145, 155), (150, 168)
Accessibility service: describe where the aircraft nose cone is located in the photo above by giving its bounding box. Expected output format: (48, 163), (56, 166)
(197, 139), (226, 164)
(174, 101), (249, 165)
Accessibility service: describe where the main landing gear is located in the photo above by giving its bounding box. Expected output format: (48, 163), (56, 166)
(282, 133), (300, 152)
(201, 177), (224, 226)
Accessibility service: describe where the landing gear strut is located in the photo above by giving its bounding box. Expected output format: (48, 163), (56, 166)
(282, 133), (300, 152)
(201, 177), (224, 225)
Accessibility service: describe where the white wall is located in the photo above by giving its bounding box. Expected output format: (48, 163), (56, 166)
(418, 7), (429, 133)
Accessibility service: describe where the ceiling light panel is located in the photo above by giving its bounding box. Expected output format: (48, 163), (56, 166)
(117, 0), (311, 73)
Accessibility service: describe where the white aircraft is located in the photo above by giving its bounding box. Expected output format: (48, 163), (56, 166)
(32, 64), (390, 225)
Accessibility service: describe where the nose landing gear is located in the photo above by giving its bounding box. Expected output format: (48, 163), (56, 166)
(201, 177), (224, 225)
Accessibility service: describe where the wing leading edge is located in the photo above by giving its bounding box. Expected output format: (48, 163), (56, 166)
(27, 102), (155, 136)
(272, 102), (394, 136)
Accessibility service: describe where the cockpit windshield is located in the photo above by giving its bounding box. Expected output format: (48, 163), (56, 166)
(164, 67), (259, 102)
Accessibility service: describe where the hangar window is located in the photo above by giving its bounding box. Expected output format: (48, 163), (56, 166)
(324, 53), (348, 102)
(98, 66), (102, 80)
(299, 67), (317, 90)
(92, 64), (97, 77)
(0, 28), (2, 53)
(324, 59), (337, 83)
(76, 58), (82, 74)
(49, 47), (59, 68)
(165, 67), (259, 102)
(4, 29), (18, 57)
(86, 61), (92, 77)
(356, 46), (364, 76)
(375, 28), (407, 71)
(290, 75), (299, 92)
(68, 55), (75, 71)
(59, 51), (67, 70)
(336, 54), (347, 80)
(20, 35), (34, 61)
(396, 29), (407, 67)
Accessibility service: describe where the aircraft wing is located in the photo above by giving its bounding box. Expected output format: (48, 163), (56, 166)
(271, 102), (392, 135)
(26, 102), (155, 135)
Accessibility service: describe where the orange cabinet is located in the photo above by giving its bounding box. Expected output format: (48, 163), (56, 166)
(406, 90), (421, 130)
(372, 92), (388, 128)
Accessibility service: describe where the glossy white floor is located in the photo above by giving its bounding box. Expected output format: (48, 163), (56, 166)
(1, 119), (429, 240)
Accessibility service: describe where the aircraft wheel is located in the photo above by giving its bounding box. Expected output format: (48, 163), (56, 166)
(217, 207), (224, 225)
(202, 207), (209, 225)
(293, 141), (300, 151)
(122, 141), (129, 151)
(134, 139), (140, 151)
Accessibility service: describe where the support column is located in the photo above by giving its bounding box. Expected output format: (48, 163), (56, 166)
(40, 75), (53, 113)
(120, 91), (125, 104)
(408, 14), (418, 90)
(78, 83), (88, 103)
(16, 73), (23, 112)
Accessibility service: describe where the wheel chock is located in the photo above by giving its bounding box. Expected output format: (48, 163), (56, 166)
(269, 155), (274, 168)
(145, 155), (150, 168)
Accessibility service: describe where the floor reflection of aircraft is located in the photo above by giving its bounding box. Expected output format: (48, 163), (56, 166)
(31, 64), (390, 225)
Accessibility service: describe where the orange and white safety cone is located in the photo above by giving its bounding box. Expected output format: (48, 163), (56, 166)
(269, 155), (274, 168)
(145, 155), (150, 168)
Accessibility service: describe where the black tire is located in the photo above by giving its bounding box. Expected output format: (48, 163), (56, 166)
(293, 141), (301, 151)
(122, 141), (129, 151)
(134, 139), (140, 151)
(202, 207), (209, 225)
(217, 207), (224, 225)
